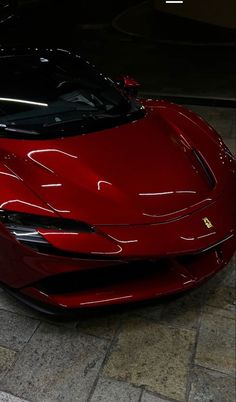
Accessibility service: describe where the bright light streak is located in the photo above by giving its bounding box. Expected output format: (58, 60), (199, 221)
(0, 98), (48, 107)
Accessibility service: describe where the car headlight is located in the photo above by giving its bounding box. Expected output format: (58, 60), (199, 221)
(0, 210), (93, 251)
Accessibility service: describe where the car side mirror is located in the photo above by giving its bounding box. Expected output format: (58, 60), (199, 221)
(115, 75), (141, 97)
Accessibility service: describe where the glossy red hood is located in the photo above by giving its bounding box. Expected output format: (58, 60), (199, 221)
(1, 102), (227, 225)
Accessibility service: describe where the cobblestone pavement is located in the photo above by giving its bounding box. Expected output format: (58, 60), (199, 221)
(0, 106), (235, 402)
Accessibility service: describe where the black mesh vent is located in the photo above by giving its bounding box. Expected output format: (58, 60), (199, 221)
(192, 148), (216, 190)
(33, 259), (170, 295)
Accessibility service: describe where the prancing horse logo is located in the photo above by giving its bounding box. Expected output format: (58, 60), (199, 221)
(203, 217), (214, 229)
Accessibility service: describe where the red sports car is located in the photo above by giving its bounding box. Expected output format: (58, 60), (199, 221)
(0, 48), (235, 314)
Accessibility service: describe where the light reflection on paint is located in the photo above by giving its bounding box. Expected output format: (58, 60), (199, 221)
(143, 206), (188, 218)
(80, 295), (133, 305)
(97, 180), (112, 191)
(91, 245), (123, 255)
(139, 191), (173, 196)
(142, 198), (211, 218)
(197, 232), (216, 239)
(47, 204), (71, 214)
(0, 97), (48, 107)
(13, 230), (38, 237)
(0, 171), (19, 179)
(41, 183), (62, 188)
(181, 231), (216, 241)
(107, 234), (138, 244)
(28, 149), (78, 173)
(0, 199), (53, 213)
(183, 280), (195, 285)
(41, 232), (79, 236)
(3, 165), (22, 181)
(139, 190), (197, 196)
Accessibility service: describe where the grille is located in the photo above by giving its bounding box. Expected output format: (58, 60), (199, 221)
(33, 259), (170, 295)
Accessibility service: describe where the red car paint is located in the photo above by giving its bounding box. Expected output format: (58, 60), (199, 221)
(0, 50), (235, 313)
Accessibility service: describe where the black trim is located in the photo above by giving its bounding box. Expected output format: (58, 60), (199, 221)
(20, 241), (122, 260)
(0, 282), (70, 316)
(140, 93), (236, 109)
(0, 281), (182, 318)
(192, 148), (216, 190)
(33, 259), (169, 295)
(0, 210), (93, 232)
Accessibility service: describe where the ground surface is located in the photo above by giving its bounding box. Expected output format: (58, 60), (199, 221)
(0, 105), (235, 402)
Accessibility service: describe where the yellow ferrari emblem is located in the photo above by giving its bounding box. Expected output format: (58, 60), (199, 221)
(203, 217), (214, 229)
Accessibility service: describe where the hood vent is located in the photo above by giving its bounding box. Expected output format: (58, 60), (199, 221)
(192, 149), (216, 190)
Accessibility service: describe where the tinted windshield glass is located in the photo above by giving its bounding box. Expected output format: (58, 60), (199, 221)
(0, 50), (144, 138)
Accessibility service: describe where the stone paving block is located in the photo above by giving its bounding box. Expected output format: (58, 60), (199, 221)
(213, 123), (233, 138)
(191, 256), (235, 301)
(203, 305), (235, 320)
(0, 291), (40, 318)
(222, 253), (236, 288)
(195, 307), (235, 375)
(206, 255), (236, 290)
(224, 138), (236, 155)
(0, 291), (78, 328)
(141, 391), (172, 402)
(231, 119), (236, 139)
(215, 123), (233, 139)
(129, 303), (164, 321)
(0, 346), (16, 380)
(0, 393), (29, 402)
(77, 312), (121, 339)
(103, 317), (196, 401)
(189, 106), (235, 138)
(159, 292), (203, 330)
(90, 377), (141, 402)
(0, 310), (39, 351)
(1, 323), (108, 402)
(189, 366), (236, 402)
(204, 286), (235, 315)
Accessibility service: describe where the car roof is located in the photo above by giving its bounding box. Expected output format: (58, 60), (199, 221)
(0, 47), (79, 60)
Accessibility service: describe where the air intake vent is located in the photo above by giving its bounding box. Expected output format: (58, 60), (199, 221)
(192, 149), (216, 190)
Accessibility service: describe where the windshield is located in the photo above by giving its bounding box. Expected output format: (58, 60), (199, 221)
(0, 50), (144, 138)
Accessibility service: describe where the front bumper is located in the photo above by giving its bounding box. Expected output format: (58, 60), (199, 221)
(1, 167), (235, 314)
(7, 233), (234, 314)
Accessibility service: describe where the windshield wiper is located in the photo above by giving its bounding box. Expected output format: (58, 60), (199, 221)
(0, 124), (40, 136)
(43, 111), (120, 128)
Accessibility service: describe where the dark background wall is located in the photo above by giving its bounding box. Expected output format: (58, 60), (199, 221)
(0, 0), (236, 102)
